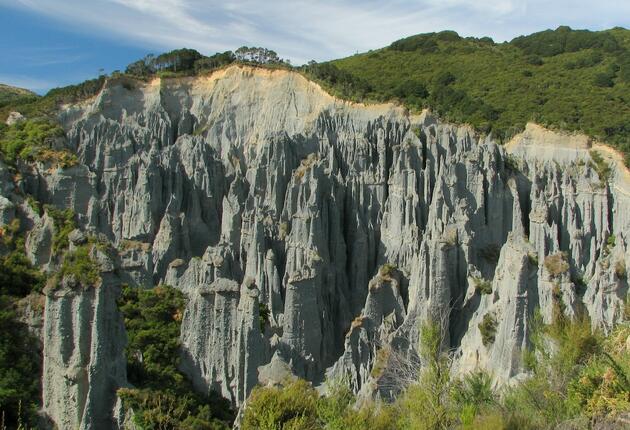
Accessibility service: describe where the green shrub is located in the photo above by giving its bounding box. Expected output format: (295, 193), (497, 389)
(0, 84), (38, 109)
(606, 233), (616, 249)
(56, 245), (100, 287)
(502, 316), (605, 427)
(396, 320), (454, 430)
(315, 381), (354, 429)
(478, 314), (498, 347)
(0, 218), (43, 428)
(0, 218), (44, 297)
(242, 379), (319, 430)
(45, 205), (77, 254)
(317, 380), (396, 430)
(527, 252), (539, 266)
(278, 221), (289, 240)
(544, 252), (570, 277)
(0, 76), (105, 123)
(504, 154), (520, 173)
(511, 26), (620, 57)
(370, 347), (391, 378)
(589, 150), (612, 185)
(473, 277), (492, 295)
(242, 378), (398, 430)
(594, 72), (615, 87)
(451, 371), (496, 425)
(566, 324), (630, 419)
(118, 388), (230, 430)
(240, 320), (627, 430)
(0, 250), (44, 296)
(0, 118), (77, 167)
(119, 285), (187, 388)
(26, 195), (41, 215)
(380, 263), (397, 277)
(329, 27), (630, 162)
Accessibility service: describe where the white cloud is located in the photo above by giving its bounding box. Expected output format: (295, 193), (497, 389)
(2, 0), (629, 65)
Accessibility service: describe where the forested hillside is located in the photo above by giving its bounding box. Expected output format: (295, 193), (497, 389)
(312, 26), (630, 161)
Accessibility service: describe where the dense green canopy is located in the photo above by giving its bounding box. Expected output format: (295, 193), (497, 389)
(309, 26), (630, 162)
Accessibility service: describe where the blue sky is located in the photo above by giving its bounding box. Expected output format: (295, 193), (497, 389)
(1, 0), (628, 93)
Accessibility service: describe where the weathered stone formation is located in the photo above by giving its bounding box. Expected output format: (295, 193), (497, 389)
(41, 240), (127, 429)
(1, 66), (627, 425)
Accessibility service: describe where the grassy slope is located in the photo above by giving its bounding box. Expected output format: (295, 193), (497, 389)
(330, 27), (630, 154)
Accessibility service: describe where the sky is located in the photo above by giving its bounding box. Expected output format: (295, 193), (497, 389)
(0, 0), (628, 93)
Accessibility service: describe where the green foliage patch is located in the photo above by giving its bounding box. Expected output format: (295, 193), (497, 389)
(0, 296), (41, 428)
(0, 250), (44, 297)
(117, 284), (233, 429)
(0, 218), (44, 297)
(55, 245), (100, 287)
(473, 277), (493, 295)
(0, 118), (78, 174)
(544, 252), (570, 277)
(589, 150), (612, 185)
(0, 218), (43, 427)
(0, 84), (38, 109)
(45, 205), (77, 254)
(478, 313), (498, 347)
(242, 378), (398, 430)
(326, 26), (630, 161)
(0, 118), (75, 167)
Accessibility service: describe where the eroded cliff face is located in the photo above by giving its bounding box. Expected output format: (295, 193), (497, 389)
(4, 65), (629, 426)
(41, 238), (128, 430)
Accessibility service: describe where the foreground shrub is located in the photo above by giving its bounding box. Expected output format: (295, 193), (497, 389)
(242, 378), (398, 430)
(502, 314), (606, 427)
(242, 379), (319, 430)
(567, 324), (630, 419)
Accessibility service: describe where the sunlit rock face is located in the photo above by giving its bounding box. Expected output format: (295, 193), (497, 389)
(8, 66), (627, 426)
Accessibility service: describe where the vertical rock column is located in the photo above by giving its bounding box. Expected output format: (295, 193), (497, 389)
(42, 274), (127, 430)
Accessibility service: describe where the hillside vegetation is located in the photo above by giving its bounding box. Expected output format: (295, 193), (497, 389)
(317, 26), (630, 162)
(2, 27), (629, 162)
(0, 84), (38, 109)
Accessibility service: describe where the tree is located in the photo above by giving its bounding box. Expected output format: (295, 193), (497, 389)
(154, 48), (203, 72)
(594, 72), (615, 88)
(193, 51), (236, 72)
(126, 59), (152, 76)
(234, 46), (284, 64)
